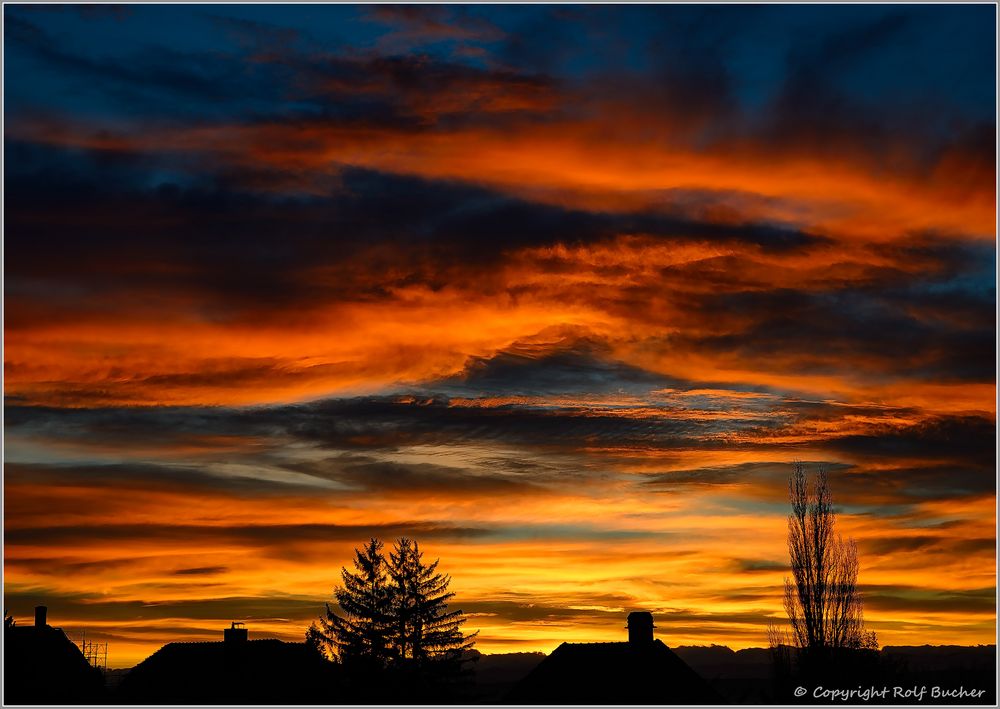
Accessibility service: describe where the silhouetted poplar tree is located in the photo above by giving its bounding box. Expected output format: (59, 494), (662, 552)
(782, 464), (876, 655)
(769, 463), (877, 689)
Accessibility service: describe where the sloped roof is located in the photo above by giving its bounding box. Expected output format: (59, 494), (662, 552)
(119, 638), (337, 703)
(506, 639), (724, 705)
(4, 625), (106, 703)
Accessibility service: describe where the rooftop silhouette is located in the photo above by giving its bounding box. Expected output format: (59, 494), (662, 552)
(3, 606), (105, 704)
(117, 622), (336, 704)
(505, 611), (724, 704)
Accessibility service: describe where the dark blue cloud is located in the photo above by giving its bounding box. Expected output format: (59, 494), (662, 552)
(5, 4), (992, 129)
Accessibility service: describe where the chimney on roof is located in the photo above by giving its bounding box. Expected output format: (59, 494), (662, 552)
(224, 621), (248, 644)
(627, 611), (654, 645)
(34, 605), (47, 628)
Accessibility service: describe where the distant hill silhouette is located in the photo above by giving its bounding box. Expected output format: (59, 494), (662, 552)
(881, 644), (996, 672)
(463, 650), (546, 703)
(673, 645), (775, 703)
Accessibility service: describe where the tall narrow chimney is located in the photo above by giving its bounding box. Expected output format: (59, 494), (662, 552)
(34, 605), (47, 628)
(627, 611), (654, 645)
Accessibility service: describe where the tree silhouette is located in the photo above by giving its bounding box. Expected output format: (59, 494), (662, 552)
(309, 538), (392, 672)
(387, 538), (477, 673)
(4, 610), (15, 630)
(311, 537), (477, 699)
(767, 465), (879, 700)
(769, 463), (878, 698)
(781, 464), (876, 656)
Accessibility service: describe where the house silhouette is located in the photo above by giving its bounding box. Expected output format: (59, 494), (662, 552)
(118, 621), (337, 704)
(3, 605), (105, 704)
(505, 611), (723, 704)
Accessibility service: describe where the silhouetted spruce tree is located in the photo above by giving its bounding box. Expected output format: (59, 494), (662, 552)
(312, 538), (477, 700)
(387, 538), (477, 683)
(309, 538), (392, 675)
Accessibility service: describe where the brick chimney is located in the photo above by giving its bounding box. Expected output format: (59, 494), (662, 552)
(34, 605), (47, 628)
(627, 611), (654, 645)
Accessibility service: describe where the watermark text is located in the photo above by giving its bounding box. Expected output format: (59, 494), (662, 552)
(794, 685), (988, 702)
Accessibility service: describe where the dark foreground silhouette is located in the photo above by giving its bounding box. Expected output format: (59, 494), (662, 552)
(3, 606), (105, 705)
(307, 536), (477, 702)
(5, 607), (996, 705)
(505, 611), (722, 704)
(117, 630), (334, 704)
(678, 644), (996, 705)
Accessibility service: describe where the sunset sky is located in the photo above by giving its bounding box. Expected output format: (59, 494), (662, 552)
(3, 4), (996, 668)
